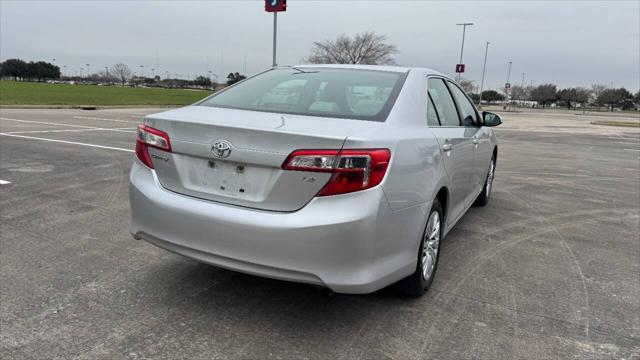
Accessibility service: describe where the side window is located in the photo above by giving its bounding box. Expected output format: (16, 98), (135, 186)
(427, 94), (440, 126)
(427, 78), (460, 126)
(447, 82), (478, 126)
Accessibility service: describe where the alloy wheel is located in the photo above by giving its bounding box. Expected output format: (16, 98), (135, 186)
(422, 211), (440, 280)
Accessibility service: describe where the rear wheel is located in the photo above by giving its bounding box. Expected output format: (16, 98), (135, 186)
(474, 155), (496, 207)
(399, 199), (443, 297)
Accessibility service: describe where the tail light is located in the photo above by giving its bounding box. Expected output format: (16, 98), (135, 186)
(282, 149), (390, 196)
(135, 124), (171, 169)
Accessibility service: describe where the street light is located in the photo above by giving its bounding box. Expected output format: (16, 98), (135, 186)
(140, 65), (144, 78)
(505, 61), (513, 105)
(456, 22), (474, 81)
(478, 41), (490, 107)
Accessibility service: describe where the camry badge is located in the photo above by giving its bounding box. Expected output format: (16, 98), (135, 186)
(212, 140), (232, 158)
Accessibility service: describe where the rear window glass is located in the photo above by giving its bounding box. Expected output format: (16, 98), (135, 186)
(198, 68), (407, 122)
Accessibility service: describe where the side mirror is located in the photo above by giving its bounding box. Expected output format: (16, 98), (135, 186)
(483, 111), (502, 127)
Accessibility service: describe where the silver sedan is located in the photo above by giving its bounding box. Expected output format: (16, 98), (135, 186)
(129, 64), (501, 296)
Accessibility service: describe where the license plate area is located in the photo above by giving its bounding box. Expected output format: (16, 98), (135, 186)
(201, 159), (254, 197)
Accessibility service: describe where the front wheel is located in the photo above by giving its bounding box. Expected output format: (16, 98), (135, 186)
(399, 199), (443, 297)
(474, 155), (496, 207)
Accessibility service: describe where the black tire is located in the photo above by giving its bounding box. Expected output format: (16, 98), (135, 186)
(473, 155), (496, 207)
(399, 199), (443, 297)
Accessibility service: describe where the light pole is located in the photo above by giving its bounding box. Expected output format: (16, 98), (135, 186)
(63, 65), (67, 77)
(151, 68), (155, 79)
(140, 65), (144, 78)
(272, 12), (278, 67)
(86, 64), (90, 78)
(505, 61), (512, 105)
(456, 22), (474, 81)
(478, 41), (490, 107)
(521, 72), (525, 87)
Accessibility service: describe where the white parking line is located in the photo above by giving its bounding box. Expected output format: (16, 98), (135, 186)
(0, 117), (135, 133)
(73, 116), (140, 124)
(0, 180), (10, 185)
(6, 127), (136, 134)
(0, 133), (134, 153)
(1, 117), (98, 129)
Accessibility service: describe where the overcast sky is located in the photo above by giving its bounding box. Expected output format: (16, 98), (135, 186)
(1, 0), (638, 90)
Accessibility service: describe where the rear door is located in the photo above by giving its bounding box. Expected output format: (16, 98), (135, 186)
(427, 77), (475, 223)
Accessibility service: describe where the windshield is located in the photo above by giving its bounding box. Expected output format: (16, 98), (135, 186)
(198, 68), (407, 122)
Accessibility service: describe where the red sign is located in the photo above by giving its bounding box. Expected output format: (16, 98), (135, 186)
(455, 64), (465, 73)
(265, 0), (286, 12)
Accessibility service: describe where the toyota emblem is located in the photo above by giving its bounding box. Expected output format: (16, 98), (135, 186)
(212, 140), (232, 158)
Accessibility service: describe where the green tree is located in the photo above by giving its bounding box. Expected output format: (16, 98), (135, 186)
(0, 59), (28, 81)
(194, 75), (212, 88)
(226, 72), (246, 86)
(481, 90), (505, 103)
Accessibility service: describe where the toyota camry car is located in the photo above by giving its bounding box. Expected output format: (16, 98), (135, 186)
(129, 64), (501, 296)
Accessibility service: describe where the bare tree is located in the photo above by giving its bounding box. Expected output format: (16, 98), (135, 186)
(458, 78), (476, 94)
(591, 84), (607, 106)
(111, 63), (132, 86)
(509, 85), (529, 102)
(530, 84), (558, 108)
(306, 32), (397, 65)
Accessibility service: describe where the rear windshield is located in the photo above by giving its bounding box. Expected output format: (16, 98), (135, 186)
(198, 68), (407, 122)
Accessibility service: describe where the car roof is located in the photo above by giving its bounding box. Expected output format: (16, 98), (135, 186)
(284, 64), (448, 77)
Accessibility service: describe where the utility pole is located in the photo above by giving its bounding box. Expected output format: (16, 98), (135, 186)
(272, 12), (278, 67)
(506, 61), (512, 85)
(478, 42), (490, 107)
(456, 22), (474, 81)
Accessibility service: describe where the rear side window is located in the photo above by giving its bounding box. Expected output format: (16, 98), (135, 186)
(427, 95), (440, 126)
(427, 78), (459, 126)
(447, 81), (478, 126)
(199, 68), (407, 122)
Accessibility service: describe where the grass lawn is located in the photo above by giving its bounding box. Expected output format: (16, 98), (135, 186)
(0, 80), (213, 106)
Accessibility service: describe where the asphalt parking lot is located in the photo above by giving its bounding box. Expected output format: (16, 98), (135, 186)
(1, 107), (639, 359)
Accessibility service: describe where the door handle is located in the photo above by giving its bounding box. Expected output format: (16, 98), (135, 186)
(442, 143), (453, 152)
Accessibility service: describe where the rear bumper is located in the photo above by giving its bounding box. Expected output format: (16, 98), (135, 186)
(129, 160), (425, 294)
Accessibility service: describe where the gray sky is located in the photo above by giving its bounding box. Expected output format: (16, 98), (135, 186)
(1, 0), (638, 90)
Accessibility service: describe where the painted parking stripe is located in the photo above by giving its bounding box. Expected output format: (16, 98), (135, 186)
(0, 118), (135, 133)
(6, 127), (136, 134)
(0, 180), (10, 185)
(1, 117), (97, 129)
(73, 116), (139, 124)
(0, 133), (134, 153)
